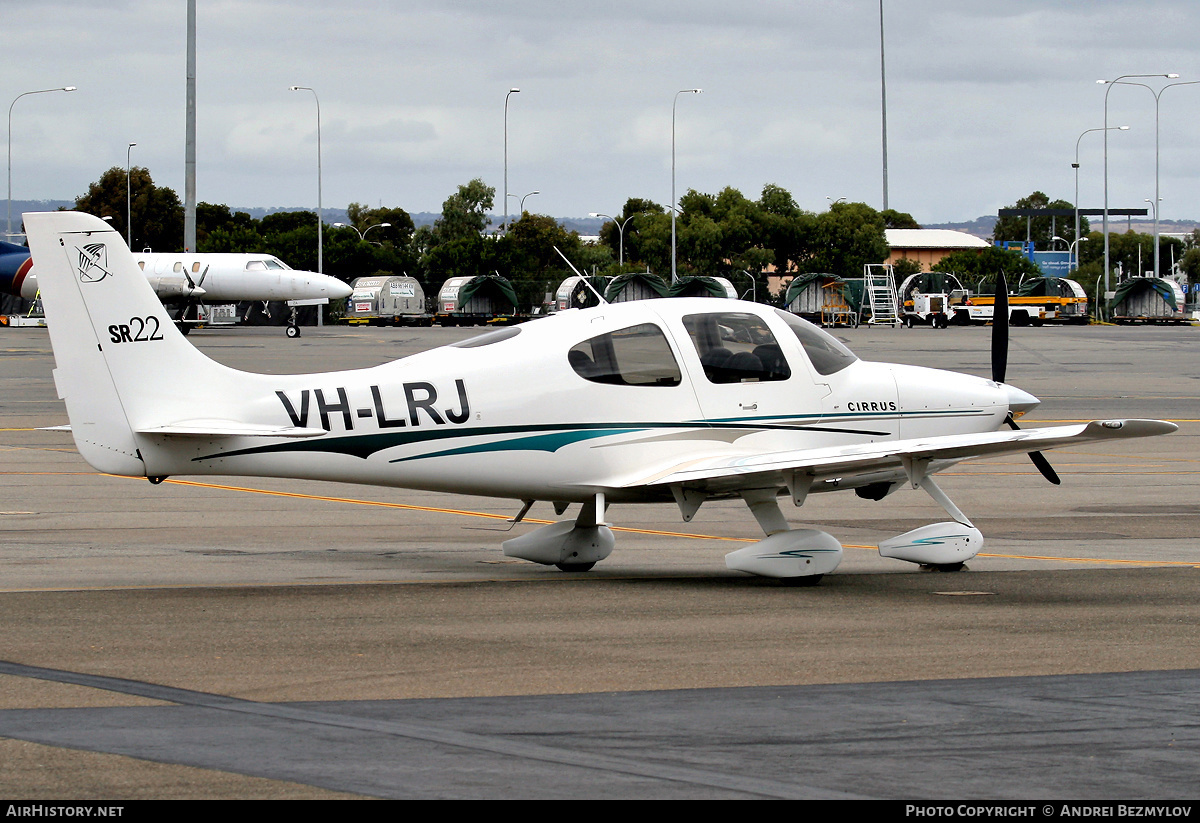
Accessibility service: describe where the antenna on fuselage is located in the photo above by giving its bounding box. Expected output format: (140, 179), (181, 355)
(553, 246), (609, 305)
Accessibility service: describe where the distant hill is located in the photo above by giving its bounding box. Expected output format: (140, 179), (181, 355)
(922, 216), (997, 240)
(922, 214), (1200, 241)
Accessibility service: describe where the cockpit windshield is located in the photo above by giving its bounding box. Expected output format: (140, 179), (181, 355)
(773, 309), (858, 375)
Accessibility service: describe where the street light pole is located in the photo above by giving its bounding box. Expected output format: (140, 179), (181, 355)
(333, 221), (391, 241)
(126, 143), (137, 247)
(590, 212), (635, 266)
(1098, 73), (1175, 297)
(508, 190), (539, 216)
(290, 85), (323, 327)
(7, 86), (76, 240)
(289, 86), (322, 274)
(671, 88), (701, 284)
(1104, 78), (1199, 279)
(1073, 125), (1127, 270)
(879, 0), (889, 211)
(504, 88), (520, 235)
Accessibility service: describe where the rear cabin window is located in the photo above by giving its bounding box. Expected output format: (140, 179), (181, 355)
(773, 309), (858, 375)
(682, 312), (791, 384)
(568, 324), (681, 387)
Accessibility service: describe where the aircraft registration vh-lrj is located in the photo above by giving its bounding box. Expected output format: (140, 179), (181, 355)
(25, 211), (1176, 583)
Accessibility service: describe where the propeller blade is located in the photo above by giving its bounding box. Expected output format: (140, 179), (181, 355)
(991, 269), (1008, 385)
(1028, 449), (1062, 485)
(1005, 416), (1061, 485)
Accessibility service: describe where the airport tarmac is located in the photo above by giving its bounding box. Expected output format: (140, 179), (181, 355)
(0, 320), (1197, 799)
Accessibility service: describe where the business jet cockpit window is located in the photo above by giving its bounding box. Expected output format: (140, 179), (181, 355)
(683, 312), (791, 384)
(773, 308), (858, 376)
(568, 323), (682, 387)
(245, 260), (267, 271)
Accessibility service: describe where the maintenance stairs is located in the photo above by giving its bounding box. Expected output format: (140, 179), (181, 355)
(864, 264), (901, 326)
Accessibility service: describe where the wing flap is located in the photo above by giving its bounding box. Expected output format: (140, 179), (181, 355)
(615, 419), (1176, 489)
(136, 420), (327, 439)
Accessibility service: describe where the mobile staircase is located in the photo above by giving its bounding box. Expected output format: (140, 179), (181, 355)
(864, 264), (901, 326)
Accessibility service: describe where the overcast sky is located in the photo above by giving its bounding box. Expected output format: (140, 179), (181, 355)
(6, 0), (1200, 226)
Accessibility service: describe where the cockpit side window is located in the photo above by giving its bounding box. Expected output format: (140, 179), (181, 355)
(264, 259), (285, 270)
(682, 312), (791, 384)
(773, 308), (858, 375)
(245, 260), (267, 271)
(568, 323), (681, 387)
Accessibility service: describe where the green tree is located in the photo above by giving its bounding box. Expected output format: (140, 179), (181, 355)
(756, 183), (816, 276)
(804, 201), (888, 277)
(992, 191), (1088, 251)
(345, 202), (416, 248)
(434, 179), (494, 242)
(932, 245), (1043, 293)
(881, 209), (920, 229)
(597, 198), (668, 272)
(1077, 229), (1183, 279)
(196, 203), (262, 252)
(74, 166), (184, 252)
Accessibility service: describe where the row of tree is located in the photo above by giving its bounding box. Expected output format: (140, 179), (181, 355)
(992, 189), (1200, 285)
(67, 168), (1198, 315)
(69, 166), (921, 309)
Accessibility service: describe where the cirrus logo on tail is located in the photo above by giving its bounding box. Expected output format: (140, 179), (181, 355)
(76, 243), (112, 283)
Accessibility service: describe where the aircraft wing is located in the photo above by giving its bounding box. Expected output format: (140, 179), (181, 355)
(614, 419), (1176, 491)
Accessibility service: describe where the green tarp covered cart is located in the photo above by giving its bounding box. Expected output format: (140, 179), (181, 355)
(603, 272), (670, 303)
(667, 276), (738, 299)
(784, 273), (863, 326)
(1108, 277), (1187, 324)
(436, 274), (519, 326)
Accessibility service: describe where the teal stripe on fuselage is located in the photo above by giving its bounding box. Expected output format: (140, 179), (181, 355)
(190, 408), (987, 464)
(389, 428), (639, 462)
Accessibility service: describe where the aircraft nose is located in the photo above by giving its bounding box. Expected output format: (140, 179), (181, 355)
(1003, 383), (1040, 418)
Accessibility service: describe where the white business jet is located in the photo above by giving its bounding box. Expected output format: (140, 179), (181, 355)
(25, 211), (1175, 582)
(4, 245), (352, 337)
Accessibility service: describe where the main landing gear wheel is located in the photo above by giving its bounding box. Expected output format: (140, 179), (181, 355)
(286, 324), (301, 338)
(555, 562), (596, 572)
(780, 574), (824, 587)
(920, 562), (966, 572)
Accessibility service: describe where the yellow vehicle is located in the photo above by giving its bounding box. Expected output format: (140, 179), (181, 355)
(959, 277), (1089, 326)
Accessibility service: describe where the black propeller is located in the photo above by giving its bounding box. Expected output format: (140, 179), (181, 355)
(991, 270), (1060, 485)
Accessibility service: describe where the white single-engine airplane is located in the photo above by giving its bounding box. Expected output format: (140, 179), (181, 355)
(2, 242), (352, 337)
(26, 211), (1176, 582)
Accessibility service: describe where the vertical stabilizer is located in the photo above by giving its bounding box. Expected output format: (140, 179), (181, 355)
(24, 211), (232, 476)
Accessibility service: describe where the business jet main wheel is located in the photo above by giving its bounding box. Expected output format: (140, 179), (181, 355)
(555, 562), (596, 572)
(286, 324), (301, 338)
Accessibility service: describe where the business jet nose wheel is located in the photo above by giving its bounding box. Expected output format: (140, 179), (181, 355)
(286, 324), (301, 338)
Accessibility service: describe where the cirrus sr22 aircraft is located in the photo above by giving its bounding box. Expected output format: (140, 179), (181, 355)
(24, 211), (1176, 583)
